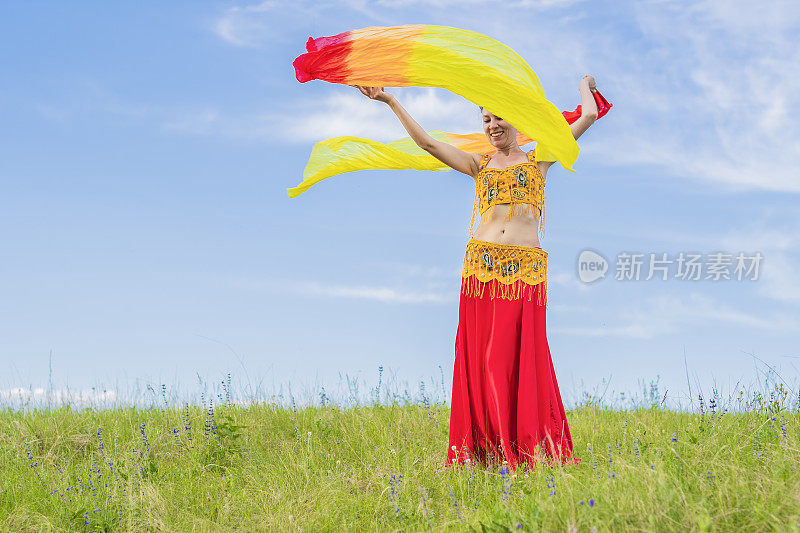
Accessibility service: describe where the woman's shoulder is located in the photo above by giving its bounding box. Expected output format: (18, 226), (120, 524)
(470, 153), (491, 179)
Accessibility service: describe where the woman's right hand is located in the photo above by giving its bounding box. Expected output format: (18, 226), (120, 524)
(353, 85), (394, 103)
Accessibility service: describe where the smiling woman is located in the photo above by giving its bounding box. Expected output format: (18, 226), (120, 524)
(290, 24), (611, 472)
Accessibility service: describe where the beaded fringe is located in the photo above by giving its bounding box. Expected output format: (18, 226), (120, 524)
(460, 275), (548, 307)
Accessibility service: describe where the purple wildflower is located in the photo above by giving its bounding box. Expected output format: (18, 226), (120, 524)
(183, 403), (194, 448)
(546, 475), (556, 496)
(587, 443), (598, 477)
(446, 483), (464, 524)
(499, 464), (511, 504)
(388, 468), (402, 516)
(140, 423), (150, 455)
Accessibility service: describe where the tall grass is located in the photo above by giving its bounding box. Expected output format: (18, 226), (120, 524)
(2, 372), (800, 531)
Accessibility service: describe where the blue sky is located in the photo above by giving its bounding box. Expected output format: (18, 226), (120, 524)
(2, 1), (799, 408)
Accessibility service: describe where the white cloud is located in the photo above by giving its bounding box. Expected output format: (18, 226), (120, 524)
(549, 269), (590, 291)
(299, 280), (456, 303)
(374, 0), (583, 7)
(553, 291), (799, 339)
(554, 322), (663, 339)
(161, 108), (223, 135)
(363, 260), (463, 280)
(232, 261), (588, 304)
(547, 302), (592, 313)
(0, 387), (119, 406)
(233, 277), (457, 304)
(565, 215), (800, 305)
(758, 255), (800, 303)
(160, 108), (281, 140)
(589, 0), (800, 193)
(717, 221), (800, 303)
(160, 86), (479, 142)
(285, 87), (479, 142)
(33, 80), (151, 122)
(211, 0), (588, 47)
(212, 1), (300, 47)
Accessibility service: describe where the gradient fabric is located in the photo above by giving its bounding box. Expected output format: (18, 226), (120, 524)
(291, 24), (613, 197)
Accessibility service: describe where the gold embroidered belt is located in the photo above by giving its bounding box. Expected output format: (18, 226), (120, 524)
(461, 238), (548, 306)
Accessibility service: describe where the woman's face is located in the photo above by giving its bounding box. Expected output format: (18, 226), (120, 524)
(482, 110), (516, 147)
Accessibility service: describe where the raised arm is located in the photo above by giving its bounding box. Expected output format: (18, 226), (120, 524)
(537, 75), (600, 174)
(354, 85), (481, 178)
(570, 75), (599, 141)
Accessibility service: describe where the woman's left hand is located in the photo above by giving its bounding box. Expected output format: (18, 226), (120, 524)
(581, 75), (596, 92)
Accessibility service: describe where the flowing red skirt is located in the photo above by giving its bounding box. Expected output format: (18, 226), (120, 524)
(446, 264), (579, 472)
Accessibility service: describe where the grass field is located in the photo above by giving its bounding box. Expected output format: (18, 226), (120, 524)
(2, 380), (800, 532)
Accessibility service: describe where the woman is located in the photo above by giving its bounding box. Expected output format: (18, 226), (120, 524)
(354, 75), (599, 471)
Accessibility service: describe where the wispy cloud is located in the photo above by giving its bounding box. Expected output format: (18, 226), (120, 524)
(549, 270), (591, 291)
(553, 291), (799, 339)
(590, 0), (800, 193)
(30, 80), (282, 142)
(284, 87), (479, 142)
(565, 213), (800, 305)
(160, 86), (479, 142)
(0, 387), (119, 405)
(717, 220), (800, 303)
(233, 261), (620, 306)
(362, 260), (463, 280)
(547, 302), (593, 313)
(373, 0), (583, 7)
(33, 80), (151, 122)
(211, 0), (588, 48)
(758, 255), (800, 303)
(211, 1), (309, 47)
(160, 107), (276, 139)
(233, 277), (457, 304)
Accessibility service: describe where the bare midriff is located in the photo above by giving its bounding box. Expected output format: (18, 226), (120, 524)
(471, 202), (541, 248)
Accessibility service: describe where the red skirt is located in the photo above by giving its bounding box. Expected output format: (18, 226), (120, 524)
(446, 238), (579, 471)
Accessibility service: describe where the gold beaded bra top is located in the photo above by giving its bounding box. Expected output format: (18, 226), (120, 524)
(468, 149), (545, 239)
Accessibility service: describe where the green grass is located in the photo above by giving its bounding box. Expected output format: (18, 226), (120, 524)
(2, 388), (800, 532)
